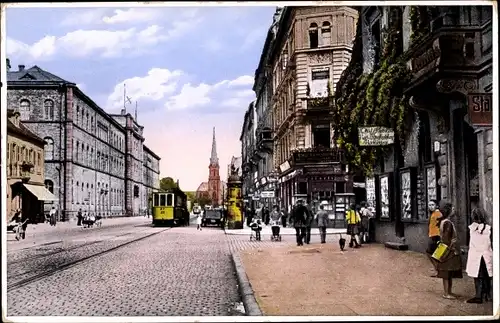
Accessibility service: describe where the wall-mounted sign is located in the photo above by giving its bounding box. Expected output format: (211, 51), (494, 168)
(260, 191), (275, 198)
(279, 161), (291, 173)
(358, 127), (394, 146)
(468, 93), (492, 126)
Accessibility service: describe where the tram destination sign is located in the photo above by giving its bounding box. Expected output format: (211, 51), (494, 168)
(358, 127), (394, 146)
(468, 93), (492, 126)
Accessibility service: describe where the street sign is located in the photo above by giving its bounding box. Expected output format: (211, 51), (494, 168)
(468, 93), (492, 126)
(358, 127), (394, 146)
(260, 191), (275, 198)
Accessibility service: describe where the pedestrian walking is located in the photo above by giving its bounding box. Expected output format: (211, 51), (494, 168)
(196, 214), (202, 230)
(263, 207), (270, 226)
(316, 201), (329, 244)
(466, 207), (493, 304)
(49, 206), (57, 226)
(346, 204), (361, 248)
(270, 205), (282, 237)
(304, 202), (313, 244)
(77, 208), (83, 226)
(359, 201), (373, 243)
(425, 200), (442, 277)
(281, 205), (288, 228)
(433, 201), (463, 300)
(290, 199), (308, 246)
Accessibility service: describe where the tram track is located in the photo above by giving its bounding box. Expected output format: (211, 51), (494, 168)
(7, 227), (172, 291)
(8, 224), (149, 265)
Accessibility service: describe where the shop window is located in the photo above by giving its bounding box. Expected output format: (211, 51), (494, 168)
(298, 182), (308, 195)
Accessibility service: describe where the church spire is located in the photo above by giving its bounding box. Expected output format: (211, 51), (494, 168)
(210, 127), (219, 165)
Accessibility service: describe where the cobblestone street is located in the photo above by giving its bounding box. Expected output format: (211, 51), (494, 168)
(7, 219), (243, 316)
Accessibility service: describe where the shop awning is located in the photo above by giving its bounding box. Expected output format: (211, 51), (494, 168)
(23, 184), (58, 201)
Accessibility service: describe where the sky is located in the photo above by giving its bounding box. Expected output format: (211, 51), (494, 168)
(5, 4), (276, 191)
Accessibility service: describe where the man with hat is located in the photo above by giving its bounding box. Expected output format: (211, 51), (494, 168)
(316, 201), (330, 244)
(290, 199), (310, 246)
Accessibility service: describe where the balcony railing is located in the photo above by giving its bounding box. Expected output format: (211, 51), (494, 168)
(256, 126), (273, 153)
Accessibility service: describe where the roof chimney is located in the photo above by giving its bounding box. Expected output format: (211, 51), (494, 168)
(18, 65), (25, 72)
(6, 58), (11, 71)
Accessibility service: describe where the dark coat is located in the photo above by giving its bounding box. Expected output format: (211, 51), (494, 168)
(291, 205), (310, 228)
(435, 219), (463, 277)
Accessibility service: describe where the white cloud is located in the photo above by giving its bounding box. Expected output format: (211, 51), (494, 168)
(106, 68), (256, 113)
(60, 8), (109, 26)
(106, 68), (184, 111)
(6, 25), (168, 61)
(102, 8), (162, 24)
(165, 75), (256, 112)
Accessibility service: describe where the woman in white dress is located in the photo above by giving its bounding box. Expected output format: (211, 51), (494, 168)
(466, 207), (493, 303)
(196, 214), (203, 231)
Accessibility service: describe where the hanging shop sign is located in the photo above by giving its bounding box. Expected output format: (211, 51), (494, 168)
(358, 126), (394, 146)
(260, 191), (275, 198)
(468, 93), (492, 126)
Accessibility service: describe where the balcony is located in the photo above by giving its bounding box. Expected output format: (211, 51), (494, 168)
(290, 147), (345, 166)
(405, 17), (492, 94)
(256, 126), (273, 153)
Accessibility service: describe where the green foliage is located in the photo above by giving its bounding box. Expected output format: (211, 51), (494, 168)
(409, 6), (431, 45)
(159, 177), (179, 191)
(195, 195), (212, 208)
(333, 8), (412, 176)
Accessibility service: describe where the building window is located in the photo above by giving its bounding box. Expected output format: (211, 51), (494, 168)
(76, 106), (79, 124)
(312, 123), (331, 148)
(44, 137), (54, 160)
(45, 180), (54, 193)
(309, 23), (319, 48)
(371, 19), (382, 68)
(310, 69), (330, 98)
(321, 21), (331, 46)
(19, 99), (31, 120)
(44, 99), (54, 120)
(418, 111), (432, 167)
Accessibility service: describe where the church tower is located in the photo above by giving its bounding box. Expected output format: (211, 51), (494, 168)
(208, 127), (221, 205)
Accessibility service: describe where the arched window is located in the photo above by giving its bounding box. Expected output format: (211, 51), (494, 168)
(76, 141), (80, 161)
(309, 23), (319, 48)
(321, 21), (331, 46)
(76, 181), (80, 203)
(76, 106), (80, 124)
(19, 99), (31, 120)
(44, 99), (54, 120)
(44, 137), (54, 160)
(44, 180), (54, 193)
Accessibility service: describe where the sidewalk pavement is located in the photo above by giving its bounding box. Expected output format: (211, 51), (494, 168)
(238, 242), (493, 316)
(225, 225), (347, 236)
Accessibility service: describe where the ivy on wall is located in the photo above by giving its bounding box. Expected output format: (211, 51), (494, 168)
(409, 6), (432, 45)
(333, 8), (414, 176)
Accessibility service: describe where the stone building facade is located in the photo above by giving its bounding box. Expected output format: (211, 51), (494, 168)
(240, 102), (256, 207)
(6, 109), (56, 223)
(6, 62), (161, 220)
(247, 6), (358, 213)
(343, 6), (493, 253)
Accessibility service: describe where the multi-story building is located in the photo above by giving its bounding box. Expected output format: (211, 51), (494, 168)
(6, 109), (55, 223)
(6, 61), (161, 220)
(336, 6), (493, 253)
(240, 102), (256, 207)
(258, 6), (358, 212)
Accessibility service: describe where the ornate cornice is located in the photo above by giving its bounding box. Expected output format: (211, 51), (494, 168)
(436, 78), (478, 96)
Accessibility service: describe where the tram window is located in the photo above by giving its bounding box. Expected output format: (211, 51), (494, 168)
(166, 194), (173, 206)
(159, 194), (166, 207)
(154, 194), (159, 207)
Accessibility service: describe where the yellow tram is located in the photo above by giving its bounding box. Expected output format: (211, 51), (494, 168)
(151, 188), (189, 227)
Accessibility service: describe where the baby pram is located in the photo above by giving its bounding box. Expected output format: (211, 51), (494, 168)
(82, 214), (102, 228)
(249, 219), (262, 241)
(270, 219), (282, 241)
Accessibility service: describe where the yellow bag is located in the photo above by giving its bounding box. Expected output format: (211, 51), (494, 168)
(432, 242), (450, 262)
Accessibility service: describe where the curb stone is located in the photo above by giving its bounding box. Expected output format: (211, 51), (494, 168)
(231, 253), (263, 316)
